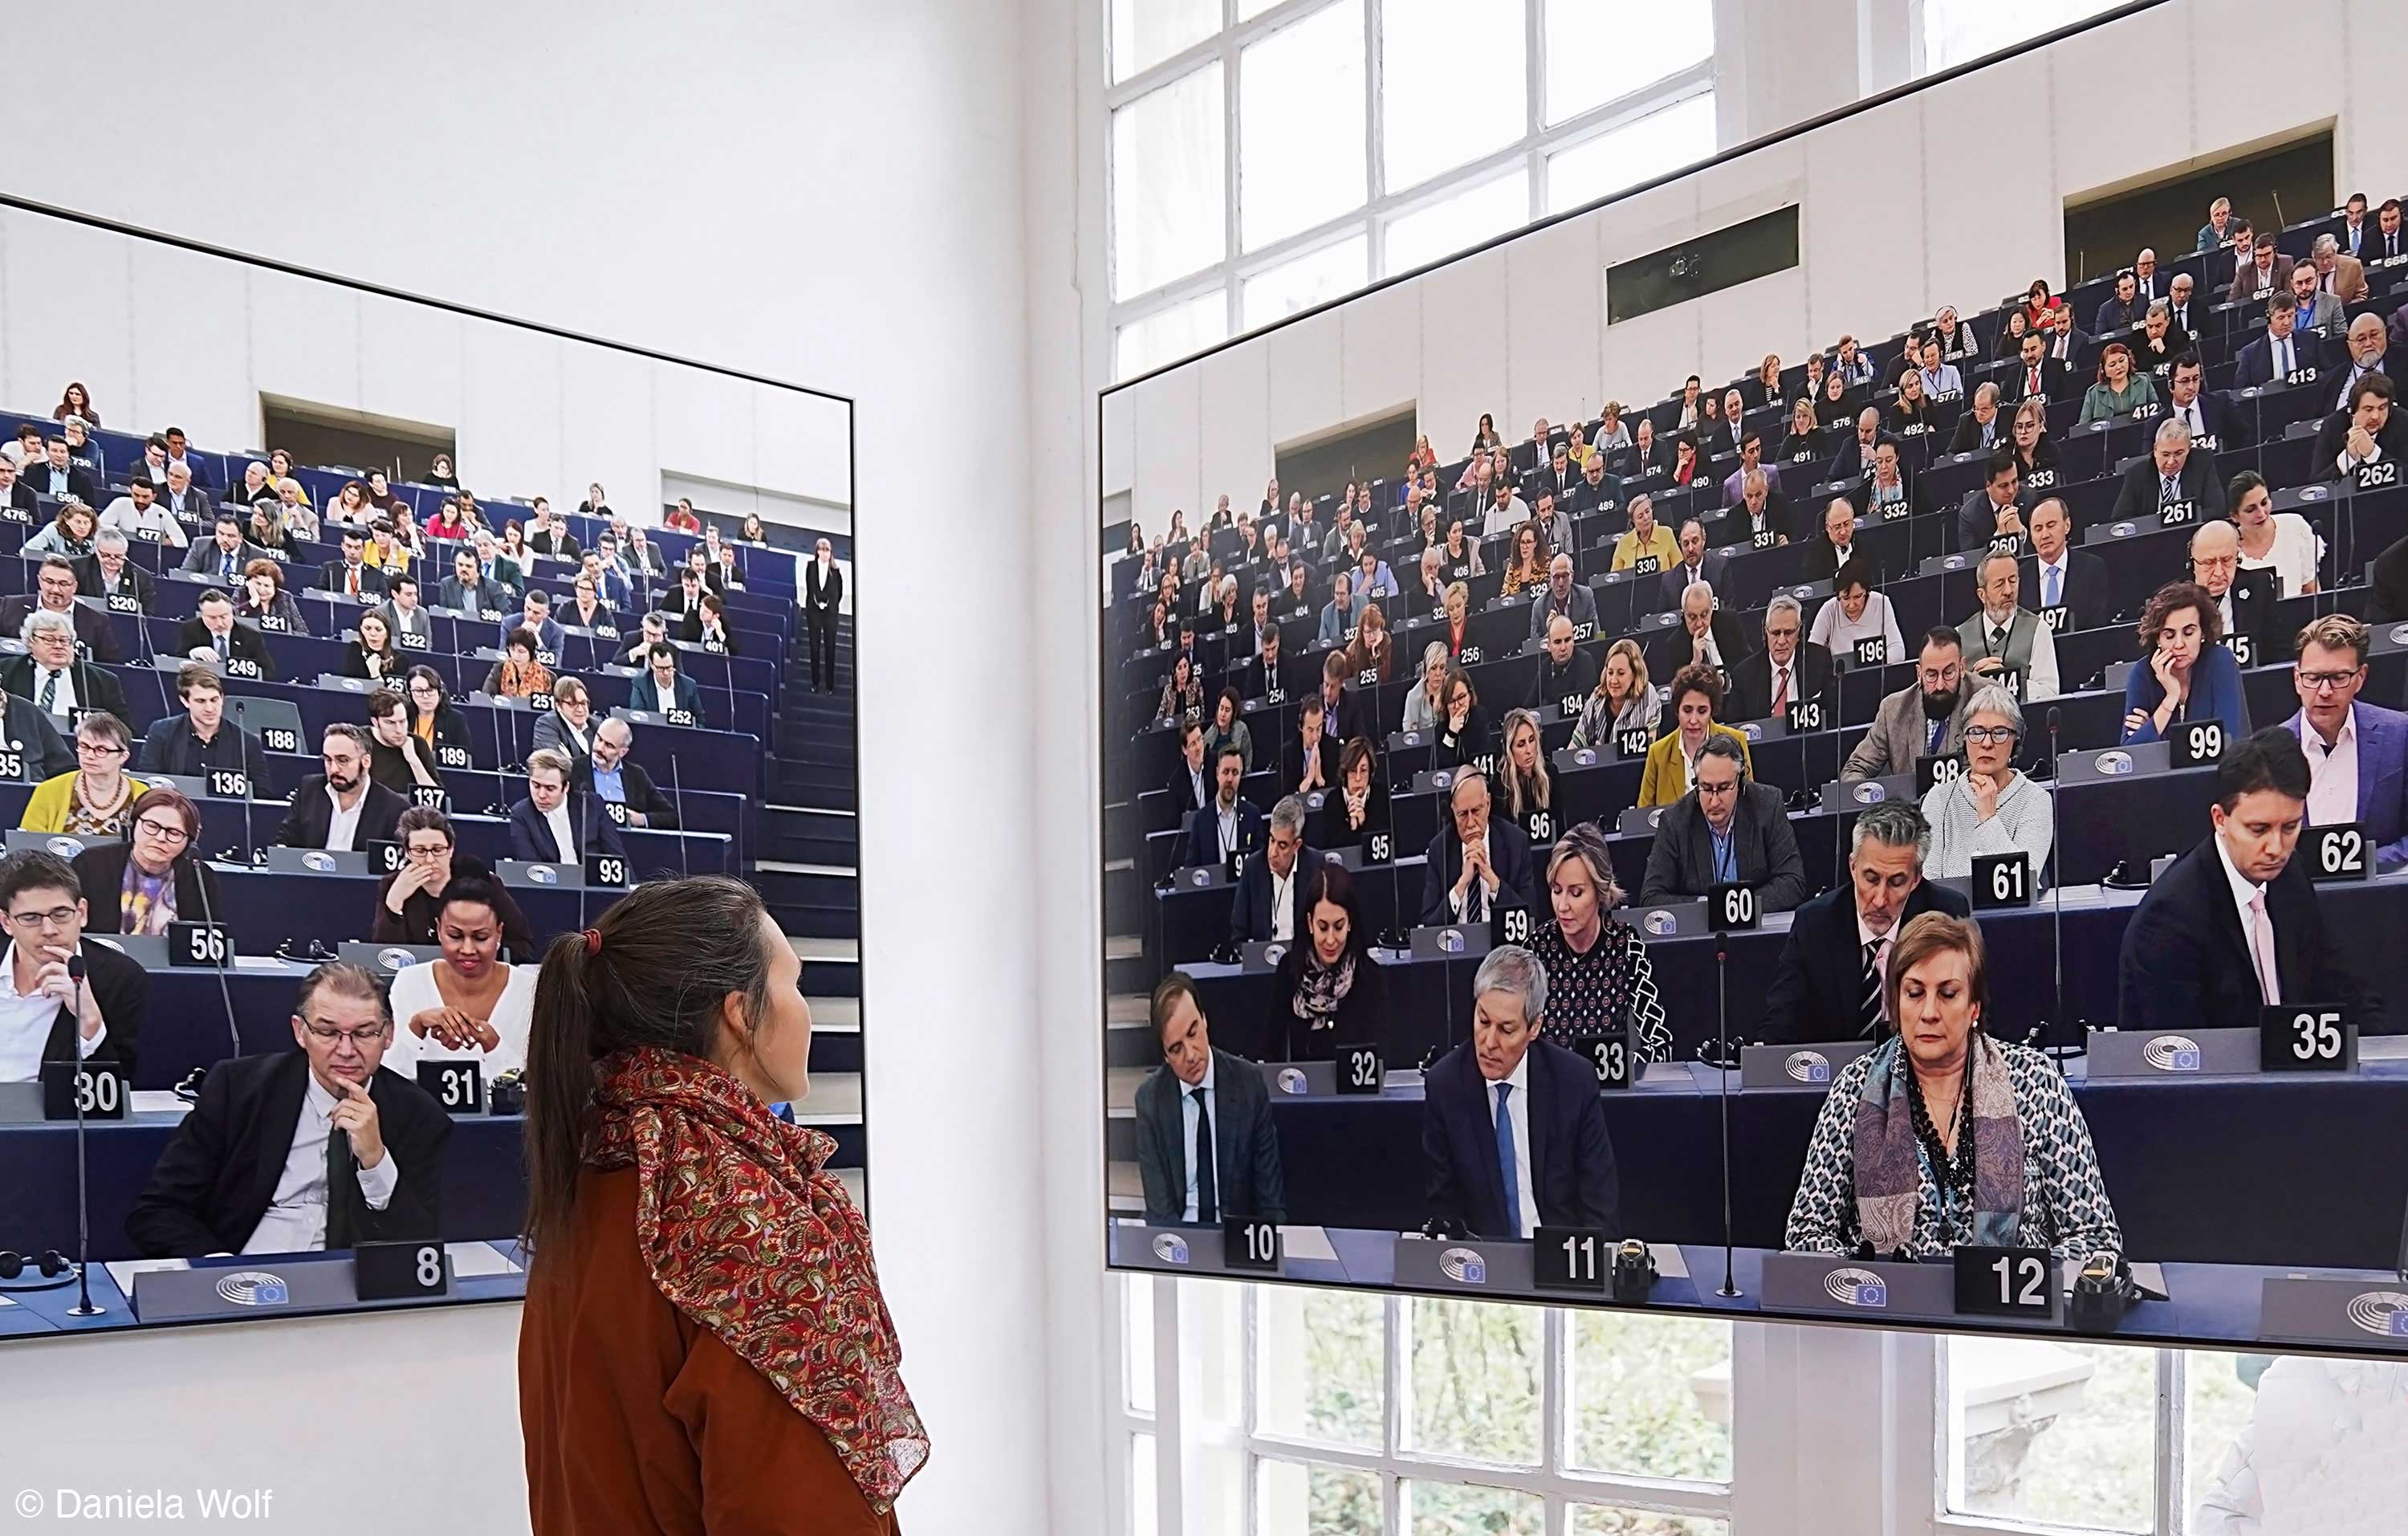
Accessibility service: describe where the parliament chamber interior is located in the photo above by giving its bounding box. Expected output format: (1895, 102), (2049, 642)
(1100, 180), (2408, 1349)
(17, 2), (2408, 1534)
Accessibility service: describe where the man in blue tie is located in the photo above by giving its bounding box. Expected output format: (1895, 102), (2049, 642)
(1421, 946), (1620, 1240)
(181, 512), (263, 585)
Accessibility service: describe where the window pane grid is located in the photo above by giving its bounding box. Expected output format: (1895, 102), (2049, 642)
(1104, 0), (1722, 343)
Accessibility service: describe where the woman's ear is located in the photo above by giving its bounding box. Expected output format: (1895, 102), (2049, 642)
(718, 988), (754, 1050)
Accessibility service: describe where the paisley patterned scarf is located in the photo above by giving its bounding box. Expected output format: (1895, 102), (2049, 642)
(585, 1047), (929, 1512)
(1851, 1034), (2025, 1256)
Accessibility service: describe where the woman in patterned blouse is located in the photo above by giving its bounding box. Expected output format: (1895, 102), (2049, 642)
(1527, 821), (1671, 1063)
(1784, 912), (2121, 1261)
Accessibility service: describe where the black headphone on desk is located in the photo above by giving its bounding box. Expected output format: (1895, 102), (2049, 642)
(0, 1249), (76, 1293)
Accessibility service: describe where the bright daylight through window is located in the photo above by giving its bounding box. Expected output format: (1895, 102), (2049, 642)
(1108, 0), (1717, 379)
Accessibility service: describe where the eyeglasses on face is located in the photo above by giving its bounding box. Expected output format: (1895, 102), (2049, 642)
(301, 1019), (389, 1049)
(1962, 726), (2020, 745)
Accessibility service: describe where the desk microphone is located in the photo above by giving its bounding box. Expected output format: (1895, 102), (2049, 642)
(2043, 704), (2074, 1058)
(63, 955), (103, 1317)
(1713, 939), (1740, 1300)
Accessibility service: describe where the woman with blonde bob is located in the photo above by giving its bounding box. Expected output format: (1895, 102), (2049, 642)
(1783, 912), (2122, 1260)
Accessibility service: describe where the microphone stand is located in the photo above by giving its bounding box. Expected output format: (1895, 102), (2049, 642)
(1714, 940), (1740, 1299)
(65, 956), (104, 1317)
(669, 755), (692, 878)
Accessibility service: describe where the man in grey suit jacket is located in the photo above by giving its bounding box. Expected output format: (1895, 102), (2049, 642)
(1134, 975), (1287, 1225)
(1637, 736), (1809, 910)
(1841, 626), (1973, 780)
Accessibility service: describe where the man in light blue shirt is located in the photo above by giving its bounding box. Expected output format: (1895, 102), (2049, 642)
(1917, 337), (1963, 400)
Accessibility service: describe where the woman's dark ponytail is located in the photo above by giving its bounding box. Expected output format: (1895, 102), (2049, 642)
(522, 929), (601, 1257)
(519, 875), (774, 1257)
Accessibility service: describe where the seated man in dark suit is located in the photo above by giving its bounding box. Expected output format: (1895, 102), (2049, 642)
(1824, 408), (1889, 484)
(1420, 768), (1535, 927)
(1954, 453), (2028, 555)
(1164, 720), (1212, 823)
(1526, 613), (1600, 715)
(2007, 331), (2068, 405)
(1645, 578), (1749, 681)
(0, 555), (123, 662)
(1637, 735), (1810, 910)
(318, 529), (388, 600)
(1133, 973), (1286, 1224)
(138, 663), (268, 783)
(2189, 519), (2278, 662)
(1229, 796), (1316, 947)
(1183, 741), (1266, 870)
(1710, 467), (1791, 550)
(2109, 416), (2223, 528)
(74, 528), (158, 613)
(1281, 696), (1341, 797)
(2117, 728), (2377, 1033)
(571, 718), (679, 829)
(174, 589), (279, 680)
(181, 512), (270, 584)
(508, 748), (629, 866)
(0, 849), (147, 1083)
(0, 608), (130, 721)
(2312, 371), (2408, 482)
(275, 724), (406, 851)
(1422, 944), (1619, 1239)
(1727, 594), (1833, 723)
(0, 456), (36, 516)
(2232, 293), (2315, 391)
(1760, 803), (1970, 1044)
(1657, 519), (1727, 612)
(126, 962), (451, 1256)
(2162, 354), (2243, 448)
(1241, 623), (1292, 701)
(22, 438), (97, 507)
(2020, 497), (2112, 630)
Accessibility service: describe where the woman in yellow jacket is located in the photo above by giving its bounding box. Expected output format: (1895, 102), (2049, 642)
(21, 712), (147, 836)
(1636, 662), (1754, 807)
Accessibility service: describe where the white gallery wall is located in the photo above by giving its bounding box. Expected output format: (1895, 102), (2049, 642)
(1113, 0), (2408, 524)
(0, 206), (849, 526)
(0, 2), (1048, 1534)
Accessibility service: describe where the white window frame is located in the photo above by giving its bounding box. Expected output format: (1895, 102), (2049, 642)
(1104, 0), (1720, 380)
(1114, 1277), (1736, 1535)
(1117, 1276), (2270, 1536)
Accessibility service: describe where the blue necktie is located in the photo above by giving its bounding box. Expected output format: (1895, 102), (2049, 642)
(1494, 1082), (1521, 1239)
(2043, 564), (2061, 609)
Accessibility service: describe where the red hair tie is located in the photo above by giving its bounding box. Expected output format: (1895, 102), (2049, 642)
(583, 928), (603, 956)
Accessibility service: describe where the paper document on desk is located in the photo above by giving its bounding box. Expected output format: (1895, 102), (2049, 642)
(1279, 1226), (1338, 1262)
(106, 1257), (189, 1294)
(1651, 1244), (1690, 1279)
(447, 1241), (526, 1277)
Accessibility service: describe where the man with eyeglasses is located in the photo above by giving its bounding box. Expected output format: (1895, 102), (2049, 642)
(0, 606), (130, 721)
(127, 961), (452, 1257)
(0, 553), (123, 663)
(1637, 733), (1808, 911)
(138, 663), (268, 784)
(74, 526), (161, 613)
(0, 849), (145, 1083)
(2188, 519), (2276, 661)
(2285, 614), (2408, 870)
